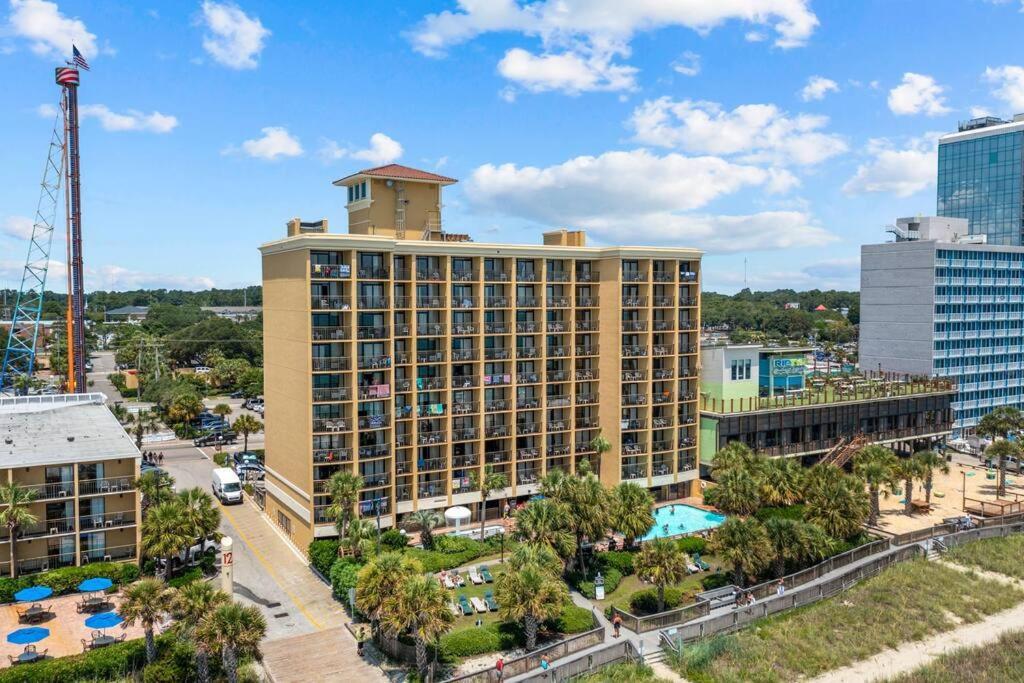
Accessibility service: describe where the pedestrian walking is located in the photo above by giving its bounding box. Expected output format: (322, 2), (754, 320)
(356, 626), (366, 656)
(776, 580), (785, 597)
(540, 655), (550, 678)
(495, 656), (504, 680)
(158, 452), (164, 465)
(612, 613), (622, 638)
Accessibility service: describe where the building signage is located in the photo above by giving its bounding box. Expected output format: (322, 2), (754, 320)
(772, 357), (807, 376)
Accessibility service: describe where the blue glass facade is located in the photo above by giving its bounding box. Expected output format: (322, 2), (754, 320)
(937, 131), (1024, 245)
(933, 247), (1024, 431)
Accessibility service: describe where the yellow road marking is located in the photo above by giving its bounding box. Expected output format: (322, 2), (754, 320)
(218, 503), (324, 631)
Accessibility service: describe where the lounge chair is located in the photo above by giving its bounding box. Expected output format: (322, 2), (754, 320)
(448, 602), (461, 617)
(471, 596), (489, 613)
(457, 593), (473, 616)
(685, 556), (700, 574)
(439, 572), (455, 589)
(693, 553), (711, 571)
(484, 590), (498, 611)
(480, 565), (494, 582)
(469, 567), (484, 584)
(454, 573), (466, 587)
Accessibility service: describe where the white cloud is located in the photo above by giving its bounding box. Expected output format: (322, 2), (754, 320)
(887, 73), (950, 116)
(464, 149), (831, 252)
(984, 65), (1024, 111)
(671, 51), (700, 77)
(709, 256), (859, 291)
(408, 1), (817, 95)
(7, 0), (97, 60)
(800, 75), (839, 101)
(199, 1), (269, 70)
(497, 47), (637, 95)
(90, 265), (215, 291)
(237, 126), (303, 160)
(35, 103), (57, 118)
(970, 106), (994, 119)
(842, 134), (939, 198)
(318, 133), (403, 166)
(2, 215), (34, 240)
(744, 30), (767, 42)
(628, 98), (847, 166)
(78, 104), (178, 133)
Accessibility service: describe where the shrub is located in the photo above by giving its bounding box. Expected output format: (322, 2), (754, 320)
(434, 534), (480, 554)
(406, 536), (487, 573)
(440, 621), (523, 660)
(700, 573), (730, 591)
(755, 505), (806, 523)
(550, 604), (595, 633)
(0, 563), (139, 604)
(380, 528), (409, 550)
(629, 587), (688, 614)
(599, 551), (635, 576)
(308, 540), (341, 577)
(578, 567), (622, 599)
(330, 559), (359, 600)
(676, 537), (707, 555)
(142, 662), (181, 683)
(213, 452), (228, 467)
(0, 634), (178, 683)
(167, 567), (203, 589)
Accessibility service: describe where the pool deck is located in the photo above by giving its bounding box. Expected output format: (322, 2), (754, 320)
(642, 499), (727, 541)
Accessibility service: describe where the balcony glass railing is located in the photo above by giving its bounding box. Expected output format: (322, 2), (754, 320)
(79, 477), (134, 496)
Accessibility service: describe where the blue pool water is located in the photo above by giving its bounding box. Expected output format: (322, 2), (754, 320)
(640, 504), (726, 541)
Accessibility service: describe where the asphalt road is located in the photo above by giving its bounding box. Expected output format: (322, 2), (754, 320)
(160, 441), (316, 640)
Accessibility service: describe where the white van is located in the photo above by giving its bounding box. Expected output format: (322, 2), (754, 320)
(212, 467), (243, 504)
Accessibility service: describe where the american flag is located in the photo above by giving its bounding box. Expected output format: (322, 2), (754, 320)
(72, 45), (90, 71)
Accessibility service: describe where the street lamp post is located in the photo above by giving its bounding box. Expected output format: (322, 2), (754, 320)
(374, 499), (382, 552)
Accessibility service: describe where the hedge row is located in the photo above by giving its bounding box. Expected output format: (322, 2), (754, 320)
(0, 634), (186, 683)
(629, 587), (689, 614)
(438, 604), (594, 660)
(0, 563), (140, 604)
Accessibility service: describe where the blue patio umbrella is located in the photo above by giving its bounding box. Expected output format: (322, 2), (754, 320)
(13, 586), (52, 602)
(6, 627), (49, 645)
(77, 577), (113, 593)
(84, 612), (123, 630)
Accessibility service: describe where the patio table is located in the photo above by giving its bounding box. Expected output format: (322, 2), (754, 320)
(82, 597), (108, 612)
(91, 635), (116, 648)
(22, 607), (45, 623)
(17, 651), (41, 664)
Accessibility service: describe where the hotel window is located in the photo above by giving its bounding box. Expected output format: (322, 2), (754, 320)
(347, 180), (369, 204)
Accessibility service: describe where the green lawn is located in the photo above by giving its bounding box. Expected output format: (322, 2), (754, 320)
(671, 559), (1024, 683)
(946, 534), (1024, 579)
(886, 629), (1024, 682)
(443, 564), (504, 629)
(594, 571), (710, 615)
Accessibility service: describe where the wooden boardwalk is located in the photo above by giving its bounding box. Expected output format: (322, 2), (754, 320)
(262, 627), (386, 682)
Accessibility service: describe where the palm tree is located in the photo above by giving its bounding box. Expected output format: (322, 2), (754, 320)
(853, 445), (899, 526)
(168, 393), (204, 426)
(0, 484), (37, 579)
(914, 449), (950, 505)
(171, 581), (229, 683)
(634, 539), (688, 612)
(196, 602), (267, 683)
(763, 518), (834, 578)
(609, 482), (655, 548)
(469, 466), (508, 541)
(703, 468), (761, 516)
(178, 487), (222, 549)
(495, 562), (569, 649)
(232, 414), (263, 451)
(588, 432), (612, 474)
(142, 500), (193, 580)
(508, 542), (563, 575)
(129, 409), (161, 450)
(512, 499), (575, 562)
(355, 552), (423, 630)
(802, 463), (870, 539)
(135, 469), (175, 517)
(978, 406), (1023, 499)
(894, 456), (927, 516)
(342, 518), (377, 559)
(708, 517), (773, 586)
(760, 458), (804, 507)
(403, 509), (443, 550)
(539, 469), (569, 499)
(380, 575), (454, 679)
(709, 442), (759, 479)
(119, 578), (170, 663)
(562, 473), (609, 574)
(212, 403), (233, 420)
(985, 439), (1020, 499)
(325, 471), (363, 539)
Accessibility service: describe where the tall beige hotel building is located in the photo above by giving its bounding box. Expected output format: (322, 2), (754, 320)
(261, 164), (702, 548)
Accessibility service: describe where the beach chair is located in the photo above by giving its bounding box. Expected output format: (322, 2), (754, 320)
(480, 565), (494, 583)
(685, 556), (701, 574)
(471, 597), (488, 613)
(439, 572), (455, 589)
(469, 567), (484, 584)
(454, 573), (466, 587)
(484, 590), (498, 611)
(458, 593), (473, 616)
(448, 602), (461, 617)
(693, 553), (711, 571)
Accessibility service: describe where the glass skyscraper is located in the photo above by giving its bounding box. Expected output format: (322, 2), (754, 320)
(938, 117), (1024, 246)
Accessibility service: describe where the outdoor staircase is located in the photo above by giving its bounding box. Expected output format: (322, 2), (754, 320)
(822, 433), (869, 468)
(645, 647), (667, 666)
(925, 538), (947, 562)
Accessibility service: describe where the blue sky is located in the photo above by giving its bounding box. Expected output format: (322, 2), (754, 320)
(3, 0), (1024, 294)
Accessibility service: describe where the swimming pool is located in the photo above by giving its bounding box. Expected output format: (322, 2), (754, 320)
(639, 504), (726, 541)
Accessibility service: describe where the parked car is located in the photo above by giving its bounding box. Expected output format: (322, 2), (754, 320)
(236, 463), (265, 481)
(212, 468), (243, 504)
(229, 390), (244, 399)
(194, 431), (237, 447)
(232, 451), (261, 468)
(194, 366), (212, 375)
(158, 536), (219, 573)
(244, 397), (264, 411)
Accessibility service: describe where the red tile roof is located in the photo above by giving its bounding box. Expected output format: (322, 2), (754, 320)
(336, 164), (457, 185)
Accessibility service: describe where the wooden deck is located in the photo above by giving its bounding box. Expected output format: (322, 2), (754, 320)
(262, 627), (385, 682)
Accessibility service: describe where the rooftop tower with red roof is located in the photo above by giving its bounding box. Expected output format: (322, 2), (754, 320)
(332, 164), (459, 241)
